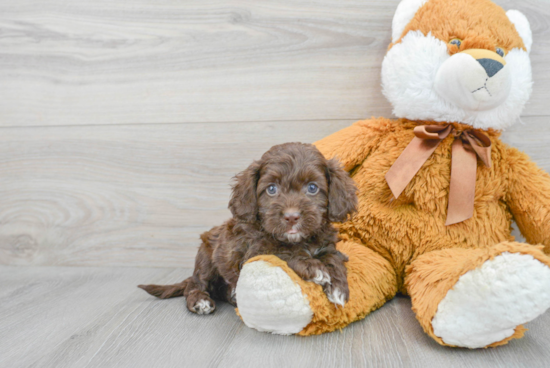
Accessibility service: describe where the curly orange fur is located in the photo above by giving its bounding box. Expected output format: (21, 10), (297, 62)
(391, 0), (526, 54)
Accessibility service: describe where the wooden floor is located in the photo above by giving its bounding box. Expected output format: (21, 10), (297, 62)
(1, 0), (550, 366)
(1, 265), (550, 368)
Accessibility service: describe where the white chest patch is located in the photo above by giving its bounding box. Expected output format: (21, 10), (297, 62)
(431, 252), (550, 348)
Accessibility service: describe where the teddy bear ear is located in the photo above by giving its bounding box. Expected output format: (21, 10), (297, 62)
(506, 10), (532, 53)
(391, 0), (430, 43)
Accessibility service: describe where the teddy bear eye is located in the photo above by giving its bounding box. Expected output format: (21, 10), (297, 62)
(449, 39), (462, 48)
(496, 47), (505, 57)
(307, 183), (319, 195)
(266, 184), (278, 196)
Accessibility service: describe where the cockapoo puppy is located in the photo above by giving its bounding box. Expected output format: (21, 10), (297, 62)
(139, 142), (358, 314)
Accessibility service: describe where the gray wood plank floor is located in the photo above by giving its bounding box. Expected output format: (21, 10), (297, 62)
(1, 265), (549, 368)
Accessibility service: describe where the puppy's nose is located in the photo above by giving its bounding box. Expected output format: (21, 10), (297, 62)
(284, 212), (301, 225)
(477, 58), (504, 78)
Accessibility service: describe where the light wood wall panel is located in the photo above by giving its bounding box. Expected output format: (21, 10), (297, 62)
(0, 117), (545, 267)
(0, 0), (548, 127)
(0, 0), (548, 267)
(0, 120), (353, 267)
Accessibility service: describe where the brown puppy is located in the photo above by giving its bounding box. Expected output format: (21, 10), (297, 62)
(139, 143), (357, 314)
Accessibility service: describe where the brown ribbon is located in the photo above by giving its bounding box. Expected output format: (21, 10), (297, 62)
(385, 125), (491, 226)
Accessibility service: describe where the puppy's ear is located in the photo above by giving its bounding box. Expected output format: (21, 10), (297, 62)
(229, 160), (262, 223)
(325, 158), (358, 222)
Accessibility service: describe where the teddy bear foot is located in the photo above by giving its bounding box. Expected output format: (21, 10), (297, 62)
(431, 252), (550, 348)
(235, 260), (313, 335)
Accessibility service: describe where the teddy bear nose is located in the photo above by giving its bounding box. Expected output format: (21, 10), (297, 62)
(284, 212), (301, 225)
(477, 58), (504, 78)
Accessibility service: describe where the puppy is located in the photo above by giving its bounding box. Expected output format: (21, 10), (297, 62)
(139, 142), (358, 314)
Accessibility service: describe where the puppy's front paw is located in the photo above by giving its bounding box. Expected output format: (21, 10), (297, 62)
(327, 287), (346, 307)
(310, 269), (331, 286)
(324, 281), (350, 307)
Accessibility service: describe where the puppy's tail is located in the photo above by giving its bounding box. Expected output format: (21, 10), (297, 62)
(138, 279), (189, 299)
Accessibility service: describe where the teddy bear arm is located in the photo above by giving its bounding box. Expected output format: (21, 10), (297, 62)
(506, 147), (550, 253)
(314, 118), (383, 171)
(235, 240), (398, 335)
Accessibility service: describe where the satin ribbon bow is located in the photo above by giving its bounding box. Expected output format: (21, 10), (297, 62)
(385, 124), (492, 226)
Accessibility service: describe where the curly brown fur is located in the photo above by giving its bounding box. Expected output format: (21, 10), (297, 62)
(139, 142), (358, 314)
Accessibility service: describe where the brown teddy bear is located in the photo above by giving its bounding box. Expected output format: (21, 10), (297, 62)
(234, 0), (550, 349)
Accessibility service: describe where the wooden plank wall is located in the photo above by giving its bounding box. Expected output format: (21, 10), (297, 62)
(0, 0), (549, 267)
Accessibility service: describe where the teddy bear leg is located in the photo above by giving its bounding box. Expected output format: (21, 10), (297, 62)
(235, 240), (398, 336)
(405, 242), (550, 348)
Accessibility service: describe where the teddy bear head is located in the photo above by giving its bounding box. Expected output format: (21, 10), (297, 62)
(381, 0), (533, 130)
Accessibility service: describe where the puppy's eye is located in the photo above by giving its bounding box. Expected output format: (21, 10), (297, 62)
(449, 39), (462, 48)
(307, 183), (319, 195)
(496, 47), (505, 57)
(266, 184), (277, 196)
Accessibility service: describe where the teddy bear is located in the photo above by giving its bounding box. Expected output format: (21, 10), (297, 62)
(232, 0), (550, 349)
